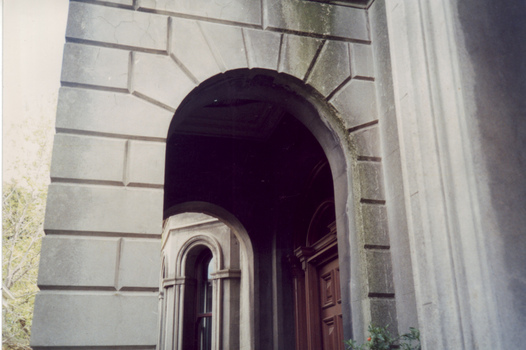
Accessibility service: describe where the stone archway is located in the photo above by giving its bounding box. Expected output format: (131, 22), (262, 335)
(162, 69), (358, 349)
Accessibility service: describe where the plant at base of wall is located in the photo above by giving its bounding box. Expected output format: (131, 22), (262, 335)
(345, 324), (421, 350)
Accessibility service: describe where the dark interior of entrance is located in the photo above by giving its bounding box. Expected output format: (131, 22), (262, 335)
(164, 70), (341, 349)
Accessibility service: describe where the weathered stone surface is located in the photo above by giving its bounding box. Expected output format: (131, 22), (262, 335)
(199, 22), (248, 71)
(307, 40), (351, 97)
(56, 87), (173, 140)
(133, 52), (196, 110)
(101, 0), (133, 5)
(279, 34), (322, 80)
(366, 250), (395, 294)
(358, 162), (385, 200)
(118, 238), (161, 289)
(38, 236), (119, 288)
(51, 133), (126, 184)
(244, 29), (281, 70)
(352, 125), (381, 158)
(369, 298), (397, 332)
(330, 79), (378, 129)
(45, 183), (163, 235)
(361, 203), (390, 247)
(140, 0), (262, 26)
(67, 2), (168, 51)
(170, 18), (220, 82)
(31, 292), (158, 347)
(61, 43), (129, 90)
(265, 0), (369, 41)
(127, 140), (166, 186)
(351, 43), (375, 79)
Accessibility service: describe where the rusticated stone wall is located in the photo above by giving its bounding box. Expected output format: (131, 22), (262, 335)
(31, 0), (410, 348)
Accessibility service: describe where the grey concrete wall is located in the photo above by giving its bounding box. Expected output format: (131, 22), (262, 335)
(453, 1), (526, 348)
(385, 0), (526, 348)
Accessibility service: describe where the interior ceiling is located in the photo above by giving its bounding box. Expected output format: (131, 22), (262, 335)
(172, 98), (285, 141)
(164, 70), (335, 231)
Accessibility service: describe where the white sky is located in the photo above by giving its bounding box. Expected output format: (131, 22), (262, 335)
(2, 0), (69, 184)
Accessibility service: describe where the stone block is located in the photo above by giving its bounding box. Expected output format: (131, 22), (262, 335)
(265, 0), (369, 41)
(56, 87), (173, 140)
(307, 40), (351, 97)
(279, 34), (323, 80)
(351, 43), (375, 79)
(38, 236), (119, 288)
(170, 18), (220, 82)
(127, 140), (166, 186)
(352, 125), (381, 158)
(330, 79), (378, 129)
(67, 2), (168, 51)
(199, 22), (248, 71)
(244, 29), (281, 70)
(31, 292), (158, 347)
(61, 43), (129, 90)
(50, 133), (126, 184)
(366, 250), (395, 294)
(104, 0), (133, 5)
(118, 238), (161, 289)
(139, 0), (261, 26)
(369, 298), (398, 332)
(133, 52), (196, 110)
(361, 203), (390, 246)
(44, 183), (163, 235)
(358, 162), (385, 200)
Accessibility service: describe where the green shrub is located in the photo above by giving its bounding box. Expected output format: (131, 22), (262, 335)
(345, 324), (420, 350)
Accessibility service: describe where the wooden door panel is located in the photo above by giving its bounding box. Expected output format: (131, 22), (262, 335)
(320, 270), (336, 309)
(322, 316), (338, 349)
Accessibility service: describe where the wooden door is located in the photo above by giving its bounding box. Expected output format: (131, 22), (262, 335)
(318, 257), (343, 350)
(293, 230), (344, 350)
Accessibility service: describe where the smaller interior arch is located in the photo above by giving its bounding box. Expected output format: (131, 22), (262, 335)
(160, 212), (252, 350)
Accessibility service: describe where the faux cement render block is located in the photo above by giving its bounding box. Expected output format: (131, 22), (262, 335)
(265, 0), (369, 41)
(358, 162), (385, 200)
(199, 22), (248, 71)
(127, 140), (166, 186)
(104, 0), (133, 5)
(366, 250), (395, 294)
(330, 79), (378, 129)
(61, 43), (129, 90)
(244, 29), (281, 70)
(353, 126), (381, 158)
(139, 0), (262, 26)
(45, 183), (163, 235)
(361, 203), (390, 247)
(279, 34), (323, 80)
(38, 236), (119, 288)
(118, 238), (161, 289)
(133, 52), (196, 110)
(67, 2), (168, 51)
(56, 87), (173, 140)
(170, 18), (220, 82)
(51, 133), (126, 184)
(307, 40), (351, 97)
(351, 43), (375, 79)
(31, 292), (158, 347)
(370, 298), (397, 331)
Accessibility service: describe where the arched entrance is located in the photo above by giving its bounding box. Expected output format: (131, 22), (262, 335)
(163, 69), (354, 349)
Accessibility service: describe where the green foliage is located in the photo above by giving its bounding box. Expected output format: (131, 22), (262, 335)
(3, 105), (53, 350)
(345, 324), (421, 350)
(3, 181), (47, 349)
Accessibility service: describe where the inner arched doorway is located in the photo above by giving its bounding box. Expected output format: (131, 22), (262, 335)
(163, 69), (353, 349)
